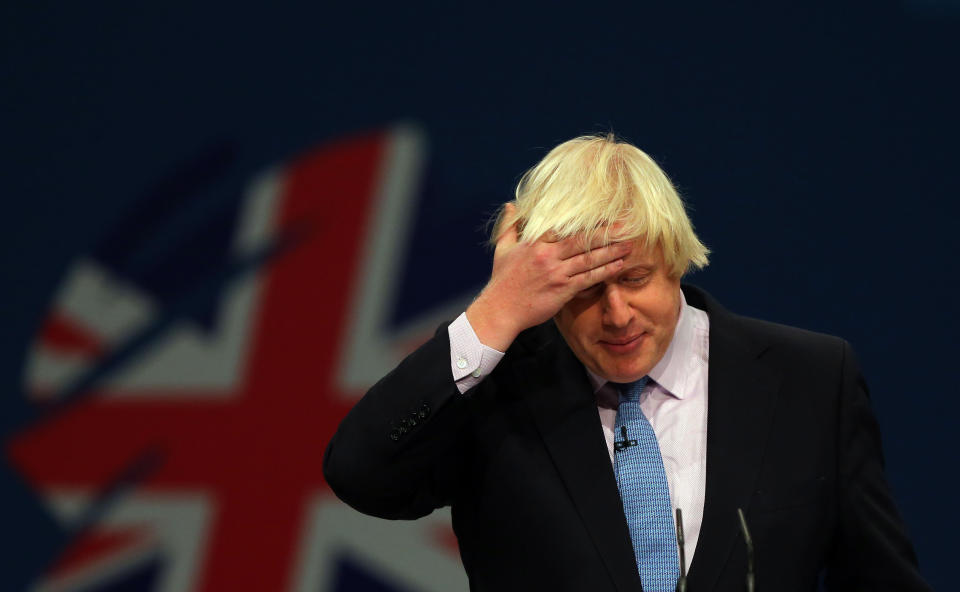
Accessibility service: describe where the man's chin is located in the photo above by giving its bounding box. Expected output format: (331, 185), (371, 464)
(595, 364), (649, 385)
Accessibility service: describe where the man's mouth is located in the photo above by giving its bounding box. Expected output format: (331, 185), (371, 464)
(599, 333), (645, 353)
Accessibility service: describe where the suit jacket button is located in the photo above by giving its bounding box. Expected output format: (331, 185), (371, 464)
(389, 429), (401, 441)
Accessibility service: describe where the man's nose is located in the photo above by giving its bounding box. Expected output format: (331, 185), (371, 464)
(602, 286), (632, 328)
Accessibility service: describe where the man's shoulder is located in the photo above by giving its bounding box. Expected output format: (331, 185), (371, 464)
(684, 284), (849, 365)
(727, 312), (847, 361)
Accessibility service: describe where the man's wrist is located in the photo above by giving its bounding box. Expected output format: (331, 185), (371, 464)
(466, 294), (520, 352)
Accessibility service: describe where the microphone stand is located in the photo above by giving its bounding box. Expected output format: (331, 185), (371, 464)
(673, 507), (757, 591)
(675, 508), (687, 592)
(737, 508), (756, 592)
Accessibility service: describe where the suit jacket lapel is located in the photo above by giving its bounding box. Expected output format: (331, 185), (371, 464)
(512, 325), (642, 592)
(685, 292), (782, 591)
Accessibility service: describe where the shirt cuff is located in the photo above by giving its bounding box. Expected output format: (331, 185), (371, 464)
(448, 312), (505, 394)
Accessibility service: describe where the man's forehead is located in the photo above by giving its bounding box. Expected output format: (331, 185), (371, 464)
(619, 238), (662, 266)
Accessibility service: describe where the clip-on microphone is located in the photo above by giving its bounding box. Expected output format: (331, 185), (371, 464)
(614, 425), (638, 452)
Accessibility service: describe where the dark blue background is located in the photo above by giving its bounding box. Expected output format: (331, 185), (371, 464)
(2, 1), (956, 589)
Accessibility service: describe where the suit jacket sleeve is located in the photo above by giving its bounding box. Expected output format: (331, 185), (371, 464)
(825, 340), (931, 590)
(323, 323), (474, 519)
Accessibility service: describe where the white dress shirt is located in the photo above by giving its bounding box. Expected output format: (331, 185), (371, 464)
(447, 292), (710, 571)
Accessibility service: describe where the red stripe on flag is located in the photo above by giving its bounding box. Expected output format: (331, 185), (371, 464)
(47, 527), (151, 578)
(40, 313), (105, 357)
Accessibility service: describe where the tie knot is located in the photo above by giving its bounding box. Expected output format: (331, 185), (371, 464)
(617, 376), (649, 403)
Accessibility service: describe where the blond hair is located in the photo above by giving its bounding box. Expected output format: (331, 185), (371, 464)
(492, 134), (709, 278)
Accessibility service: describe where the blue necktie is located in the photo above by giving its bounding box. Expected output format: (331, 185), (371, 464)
(614, 377), (680, 591)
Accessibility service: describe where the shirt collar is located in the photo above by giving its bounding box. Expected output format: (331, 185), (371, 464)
(585, 289), (701, 401)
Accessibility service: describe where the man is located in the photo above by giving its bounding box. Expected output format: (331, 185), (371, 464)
(324, 135), (929, 591)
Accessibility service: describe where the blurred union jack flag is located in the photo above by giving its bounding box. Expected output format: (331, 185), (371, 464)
(7, 125), (471, 591)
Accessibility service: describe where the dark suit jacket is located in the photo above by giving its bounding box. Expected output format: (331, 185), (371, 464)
(324, 285), (929, 591)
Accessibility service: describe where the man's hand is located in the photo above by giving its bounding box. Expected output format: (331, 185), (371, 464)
(466, 203), (631, 351)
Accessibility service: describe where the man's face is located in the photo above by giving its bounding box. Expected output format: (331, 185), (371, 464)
(553, 242), (681, 383)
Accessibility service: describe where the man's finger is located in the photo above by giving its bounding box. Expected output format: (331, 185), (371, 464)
(496, 220), (519, 250)
(572, 257), (625, 289)
(494, 203), (519, 247)
(554, 232), (629, 259)
(563, 241), (632, 275)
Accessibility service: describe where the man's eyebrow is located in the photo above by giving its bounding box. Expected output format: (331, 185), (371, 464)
(622, 263), (655, 272)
